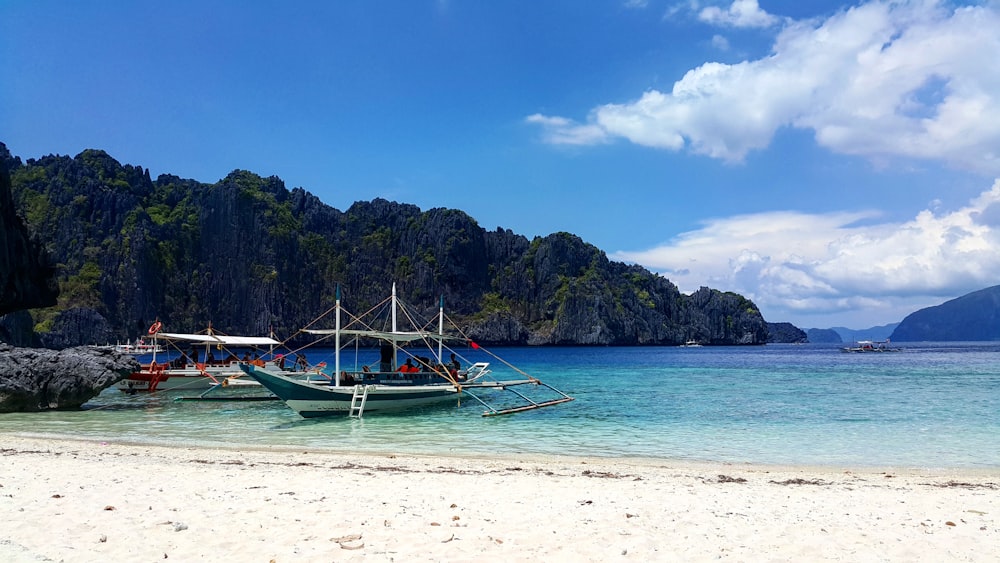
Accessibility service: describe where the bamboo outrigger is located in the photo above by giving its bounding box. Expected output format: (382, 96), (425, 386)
(241, 284), (574, 418)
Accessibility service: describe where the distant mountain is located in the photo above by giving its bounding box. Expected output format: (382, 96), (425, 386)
(890, 286), (1000, 341)
(806, 328), (842, 343)
(829, 324), (898, 343)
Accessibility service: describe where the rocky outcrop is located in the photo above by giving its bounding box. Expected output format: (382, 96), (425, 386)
(806, 328), (842, 343)
(36, 307), (114, 349)
(0, 345), (138, 412)
(767, 322), (807, 343)
(0, 143), (58, 316)
(0, 311), (40, 347)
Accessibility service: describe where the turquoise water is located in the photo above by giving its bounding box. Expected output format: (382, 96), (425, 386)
(2, 342), (998, 469)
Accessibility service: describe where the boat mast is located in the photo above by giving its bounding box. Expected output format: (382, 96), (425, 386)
(438, 295), (444, 364)
(391, 283), (398, 371)
(204, 321), (213, 363)
(335, 284), (341, 386)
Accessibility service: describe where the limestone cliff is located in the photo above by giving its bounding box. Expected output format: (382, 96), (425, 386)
(0, 143), (58, 316)
(5, 145), (769, 346)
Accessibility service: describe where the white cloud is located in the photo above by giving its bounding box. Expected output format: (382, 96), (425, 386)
(698, 0), (779, 28)
(525, 113), (610, 145)
(613, 179), (1000, 327)
(710, 34), (730, 51)
(529, 1), (1000, 174)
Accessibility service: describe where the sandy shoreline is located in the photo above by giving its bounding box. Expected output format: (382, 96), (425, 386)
(1, 435), (996, 562)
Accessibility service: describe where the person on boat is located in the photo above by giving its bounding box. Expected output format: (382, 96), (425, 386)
(206, 349), (216, 365)
(416, 356), (432, 372)
(296, 353), (308, 370)
(241, 351), (251, 362)
(449, 353), (461, 375)
(398, 358), (417, 373)
(276, 354), (285, 369)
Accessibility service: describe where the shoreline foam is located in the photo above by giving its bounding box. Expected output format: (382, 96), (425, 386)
(1, 435), (996, 561)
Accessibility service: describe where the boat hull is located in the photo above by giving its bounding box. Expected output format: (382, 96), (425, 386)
(116, 368), (235, 392)
(243, 365), (460, 417)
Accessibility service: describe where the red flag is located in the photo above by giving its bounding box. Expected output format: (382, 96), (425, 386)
(470, 341), (479, 349)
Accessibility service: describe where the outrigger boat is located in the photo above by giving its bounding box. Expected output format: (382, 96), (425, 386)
(241, 284), (574, 418)
(116, 326), (289, 393)
(100, 337), (165, 355)
(841, 339), (901, 353)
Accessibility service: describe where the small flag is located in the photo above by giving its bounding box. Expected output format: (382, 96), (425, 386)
(470, 341), (480, 349)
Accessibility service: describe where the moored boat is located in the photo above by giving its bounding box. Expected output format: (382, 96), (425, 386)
(117, 327), (288, 392)
(243, 284), (573, 417)
(841, 339), (901, 352)
(100, 337), (166, 355)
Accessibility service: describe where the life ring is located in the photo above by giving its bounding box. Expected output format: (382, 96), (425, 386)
(147, 321), (163, 335)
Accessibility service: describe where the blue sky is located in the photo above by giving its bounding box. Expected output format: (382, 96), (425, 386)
(3, 0), (999, 329)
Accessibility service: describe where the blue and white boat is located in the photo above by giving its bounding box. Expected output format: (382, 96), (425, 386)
(242, 284), (573, 418)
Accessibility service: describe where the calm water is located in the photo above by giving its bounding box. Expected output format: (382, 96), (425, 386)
(2, 342), (998, 469)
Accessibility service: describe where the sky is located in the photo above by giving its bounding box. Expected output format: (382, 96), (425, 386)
(2, 0), (1000, 330)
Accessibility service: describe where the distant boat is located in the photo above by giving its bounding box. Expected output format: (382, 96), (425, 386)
(242, 284), (574, 418)
(841, 339), (901, 353)
(681, 340), (703, 347)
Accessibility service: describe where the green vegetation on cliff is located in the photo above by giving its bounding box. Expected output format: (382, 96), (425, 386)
(3, 143), (769, 347)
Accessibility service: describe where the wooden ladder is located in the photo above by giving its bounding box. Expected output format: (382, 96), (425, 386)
(349, 384), (371, 418)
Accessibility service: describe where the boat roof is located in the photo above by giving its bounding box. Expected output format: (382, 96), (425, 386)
(154, 332), (281, 346)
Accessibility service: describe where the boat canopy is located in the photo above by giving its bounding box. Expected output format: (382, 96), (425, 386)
(154, 332), (281, 347)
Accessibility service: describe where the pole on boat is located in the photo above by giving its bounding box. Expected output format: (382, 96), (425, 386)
(391, 282), (398, 371)
(391, 283), (398, 333)
(269, 325), (275, 358)
(334, 284), (341, 386)
(437, 295), (444, 364)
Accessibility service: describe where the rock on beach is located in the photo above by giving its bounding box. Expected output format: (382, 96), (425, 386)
(0, 344), (138, 412)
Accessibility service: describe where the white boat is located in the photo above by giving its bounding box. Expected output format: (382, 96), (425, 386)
(100, 337), (166, 355)
(681, 340), (703, 347)
(841, 339), (900, 353)
(242, 284), (574, 417)
(116, 328), (290, 392)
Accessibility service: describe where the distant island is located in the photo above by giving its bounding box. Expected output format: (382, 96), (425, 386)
(773, 285), (1000, 343)
(890, 285), (1000, 341)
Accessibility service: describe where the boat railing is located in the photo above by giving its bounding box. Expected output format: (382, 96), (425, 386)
(333, 368), (457, 387)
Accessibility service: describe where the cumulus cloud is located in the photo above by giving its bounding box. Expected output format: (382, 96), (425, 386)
(613, 180), (1000, 326)
(697, 0), (779, 28)
(528, 1), (1000, 174)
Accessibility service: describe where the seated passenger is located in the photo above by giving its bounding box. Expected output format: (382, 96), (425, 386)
(398, 358), (417, 373)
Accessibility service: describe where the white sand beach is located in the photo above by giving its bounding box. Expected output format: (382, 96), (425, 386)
(1, 435), (996, 562)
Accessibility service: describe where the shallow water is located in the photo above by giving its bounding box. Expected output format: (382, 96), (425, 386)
(2, 342), (998, 468)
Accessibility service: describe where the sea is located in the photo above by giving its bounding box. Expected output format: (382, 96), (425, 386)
(2, 342), (999, 470)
